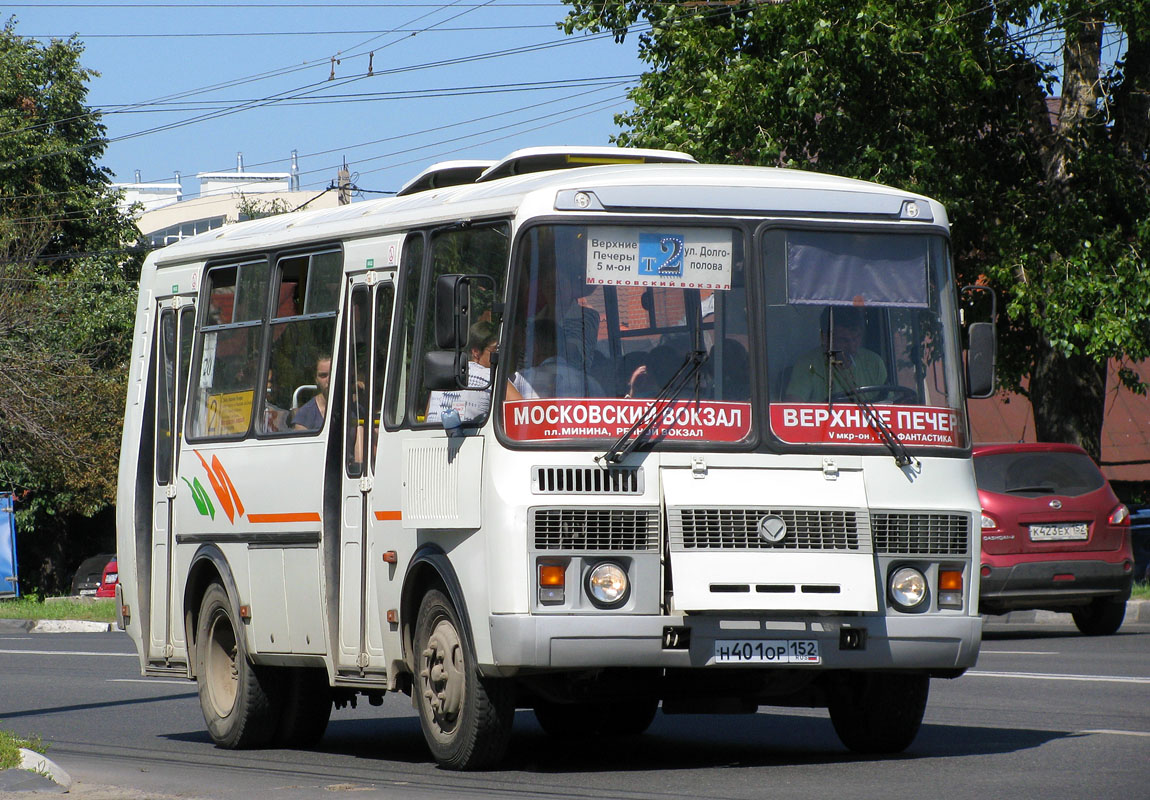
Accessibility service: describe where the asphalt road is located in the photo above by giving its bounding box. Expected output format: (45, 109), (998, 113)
(1, 621), (1147, 800)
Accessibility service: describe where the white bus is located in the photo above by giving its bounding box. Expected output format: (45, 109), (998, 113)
(116, 146), (996, 769)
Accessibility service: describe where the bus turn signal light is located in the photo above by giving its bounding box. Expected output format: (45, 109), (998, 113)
(938, 569), (963, 609)
(538, 564), (565, 605)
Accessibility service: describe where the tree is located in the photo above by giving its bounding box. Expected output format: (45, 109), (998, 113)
(0, 19), (143, 592)
(562, 0), (1150, 459)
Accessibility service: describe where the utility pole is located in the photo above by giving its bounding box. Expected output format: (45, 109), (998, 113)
(337, 159), (351, 205)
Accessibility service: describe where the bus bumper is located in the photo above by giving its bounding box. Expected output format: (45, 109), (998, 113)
(487, 612), (981, 674)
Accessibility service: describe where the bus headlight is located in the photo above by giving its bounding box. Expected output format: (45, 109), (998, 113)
(586, 562), (629, 607)
(888, 567), (928, 612)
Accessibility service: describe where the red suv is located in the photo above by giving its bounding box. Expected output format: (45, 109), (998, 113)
(974, 443), (1134, 635)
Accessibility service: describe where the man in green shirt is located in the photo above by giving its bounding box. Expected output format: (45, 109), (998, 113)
(785, 307), (886, 401)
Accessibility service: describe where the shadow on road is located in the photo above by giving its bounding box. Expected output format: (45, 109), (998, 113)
(155, 709), (1070, 775)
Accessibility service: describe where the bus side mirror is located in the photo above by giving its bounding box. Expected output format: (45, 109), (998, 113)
(435, 274), (471, 349)
(966, 321), (996, 399)
(423, 349), (468, 391)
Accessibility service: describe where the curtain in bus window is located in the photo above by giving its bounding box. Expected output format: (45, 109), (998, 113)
(786, 231), (929, 308)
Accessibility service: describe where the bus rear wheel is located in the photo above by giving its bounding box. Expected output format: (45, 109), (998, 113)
(414, 589), (514, 770)
(274, 667), (332, 747)
(826, 672), (929, 755)
(196, 583), (280, 748)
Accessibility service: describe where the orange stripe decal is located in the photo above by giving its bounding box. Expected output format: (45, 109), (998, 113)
(194, 450), (235, 523)
(249, 512), (322, 524)
(375, 510), (402, 521)
(211, 455), (245, 518)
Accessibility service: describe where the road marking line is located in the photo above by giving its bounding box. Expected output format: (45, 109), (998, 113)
(0, 648), (136, 658)
(1079, 729), (1150, 738)
(980, 650), (1059, 655)
(108, 678), (190, 686)
(967, 670), (1150, 685)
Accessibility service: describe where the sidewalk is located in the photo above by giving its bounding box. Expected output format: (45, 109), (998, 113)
(981, 598), (1149, 625)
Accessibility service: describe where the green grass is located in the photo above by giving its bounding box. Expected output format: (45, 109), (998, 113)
(0, 597), (116, 622)
(1132, 581), (1150, 601)
(0, 730), (44, 770)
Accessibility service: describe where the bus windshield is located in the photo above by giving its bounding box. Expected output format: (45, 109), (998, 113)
(502, 223), (753, 445)
(502, 223), (967, 452)
(763, 227), (968, 450)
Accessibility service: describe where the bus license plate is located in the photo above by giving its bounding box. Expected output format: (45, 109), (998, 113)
(1029, 523), (1088, 541)
(714, 639), (821, 664)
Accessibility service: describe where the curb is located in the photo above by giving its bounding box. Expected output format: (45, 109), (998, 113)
(982, 598), (1149, 625)
(18, 748), (71, 791)
(0, 618), (116, 634)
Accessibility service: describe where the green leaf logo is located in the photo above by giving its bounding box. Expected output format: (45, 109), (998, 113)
(182, 477), (216, 520)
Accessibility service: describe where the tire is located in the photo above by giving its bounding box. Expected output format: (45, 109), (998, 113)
(534, 698), (658, 739)
(827, 672), (929, 755)
(195, 583), (281, 748)
(414, 589), (514, 770)
(1072, 597), (1126, 636)
(274, 667), (332, 748)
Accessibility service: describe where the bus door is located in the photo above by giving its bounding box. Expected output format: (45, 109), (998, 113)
(337, 276), (395, 676)
(149, 298), (196, 665)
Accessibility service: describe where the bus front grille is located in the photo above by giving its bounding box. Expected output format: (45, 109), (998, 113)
(531, 507), (659, 551)
(669, 508), (866, 551)
(531, 466), (644, 495)
(872, 512), (970, 555)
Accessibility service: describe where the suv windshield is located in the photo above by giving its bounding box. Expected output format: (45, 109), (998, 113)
(501, 224), (752, 446)
(975, 451), (1105, 497)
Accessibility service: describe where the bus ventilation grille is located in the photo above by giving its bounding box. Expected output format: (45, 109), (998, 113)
(871, 512), (970, 555)
(669, 508), (865, 551)
(532, 466), (643, 495)
(531, 508), (660, 551)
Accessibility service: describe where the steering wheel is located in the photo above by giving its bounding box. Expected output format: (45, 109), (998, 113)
(832, 384), (918, 404)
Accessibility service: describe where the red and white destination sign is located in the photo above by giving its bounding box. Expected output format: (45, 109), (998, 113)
(770, 403), (962, 447)
(505, 399), (752, 442)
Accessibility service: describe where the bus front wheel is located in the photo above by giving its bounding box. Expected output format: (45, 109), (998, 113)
(413, 588), (514, 770)
(195, 583), (280, 748)
(826, 672), (929, 755)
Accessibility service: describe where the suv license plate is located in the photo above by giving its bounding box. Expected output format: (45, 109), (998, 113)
(714, 639), (820, 664)
(1029, 523), (1088, 541)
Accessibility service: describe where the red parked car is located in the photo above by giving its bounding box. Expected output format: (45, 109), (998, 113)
(95, 556), (118, 599)
(974, 443), (1134, 635)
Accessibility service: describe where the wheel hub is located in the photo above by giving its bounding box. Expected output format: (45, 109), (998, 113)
(421, 619), (464, 726)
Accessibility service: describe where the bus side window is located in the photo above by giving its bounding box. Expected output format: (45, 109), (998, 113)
(370, 283), (395, 469)
(264, 250), (341, 434)
(386, 234), (424, 428)
(416, 223), (508, 425)
(187, 261), (268, 440)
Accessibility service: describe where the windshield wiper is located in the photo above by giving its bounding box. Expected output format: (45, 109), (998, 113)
(597, 349), (709, 465)
(830, 369), (920, 470)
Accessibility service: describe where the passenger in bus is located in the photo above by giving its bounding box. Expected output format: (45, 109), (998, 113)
(785, 306), (885, 401)
(626, 344), (679, 398)
(262, 367), (289, 432)
(709, 338), (750, 401)
(506, 319), (603, 400)
(425, 321), (498, 424)
(291, 355), (331, 430)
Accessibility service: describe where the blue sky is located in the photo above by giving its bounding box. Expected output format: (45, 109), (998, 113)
(13, 1), (646, 196)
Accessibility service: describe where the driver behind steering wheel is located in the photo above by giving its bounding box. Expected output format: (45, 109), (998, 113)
(785, 306), (886, 401)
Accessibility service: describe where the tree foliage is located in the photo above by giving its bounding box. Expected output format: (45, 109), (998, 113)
(562, 0), (1150, 457)
(0, 19), (142, 592)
